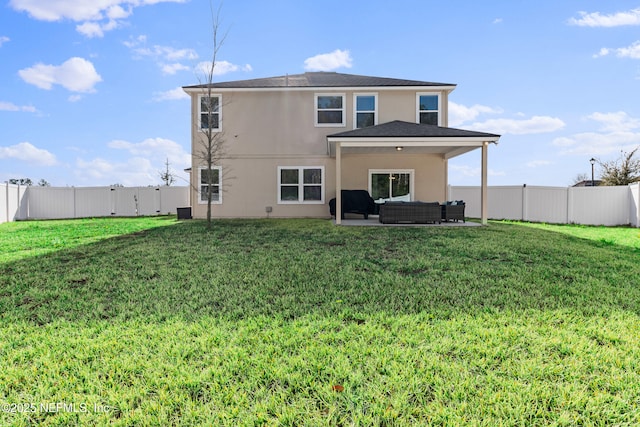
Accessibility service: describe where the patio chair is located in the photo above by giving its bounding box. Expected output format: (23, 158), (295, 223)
(441, 201), (465, 222)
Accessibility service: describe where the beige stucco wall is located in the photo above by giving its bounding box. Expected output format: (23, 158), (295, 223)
(189, 87), (451, 218)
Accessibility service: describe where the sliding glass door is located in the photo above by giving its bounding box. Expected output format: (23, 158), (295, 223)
(369, 170), (414, 203)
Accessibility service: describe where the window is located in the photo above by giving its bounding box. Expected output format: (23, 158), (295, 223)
(416, 93), (439, 126)
(354, 93), (377, 129)
(278, 167), (324, 204)
(315, 94), (345, 126)
(198, 95), (221, 131)
(198, 166), (221, 204)
(369, 169), (414, 203)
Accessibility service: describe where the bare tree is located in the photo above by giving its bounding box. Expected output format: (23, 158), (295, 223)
(597, 147), (640, 186)
(193, 2), (230, 229)
(159, 158), (176, 186)
(572, 173), (589, 186)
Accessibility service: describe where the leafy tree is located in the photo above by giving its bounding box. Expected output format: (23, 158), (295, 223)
(8, 178), (33, 186)
(597, 147), (640, 186)
(38, 179), (50, 187)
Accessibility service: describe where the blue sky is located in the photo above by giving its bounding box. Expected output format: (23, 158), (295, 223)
(1, 0), (640, 187)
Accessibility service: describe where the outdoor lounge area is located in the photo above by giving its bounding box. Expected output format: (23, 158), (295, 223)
(330, 191), (470, 226)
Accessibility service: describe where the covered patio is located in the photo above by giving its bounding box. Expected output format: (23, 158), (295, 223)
(327, 121), (500, 225)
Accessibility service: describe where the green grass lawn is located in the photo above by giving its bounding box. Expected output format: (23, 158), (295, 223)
(1, 217), (639, 426)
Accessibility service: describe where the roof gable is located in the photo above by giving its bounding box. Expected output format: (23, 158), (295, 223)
(184, 72), (455, 89)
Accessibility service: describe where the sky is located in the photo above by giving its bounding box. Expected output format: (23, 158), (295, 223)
(1, 0), (640, 187)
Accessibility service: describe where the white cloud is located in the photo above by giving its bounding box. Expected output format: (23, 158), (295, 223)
(304, 49), (353, 71)
(18, 57), (102, 93)
(0, 101), (37, 113)
(162, 63), (190, 75)
(470, 116), (565, 135)
(75, 157), (157, 186)
(0, 142), (57, 166)
(152, 87), (189, 101)
(108, 137), (190, 167)
(75, 137), (190, 186)
(125, 36), (200, 74)
(0, 36), (9, 46)
(448, 102), (502, 127)
(568, 8), (640, 27)
(587, 111), (640, 132)
(9, 0), (186, 37)
(552, 111), (640, 155)
(594, 41), (640, 59)
(195, 60), (253, 78)
(552, 131), (640, 156)
(492, 18), (503, 24)
(76, 19), (120, 38)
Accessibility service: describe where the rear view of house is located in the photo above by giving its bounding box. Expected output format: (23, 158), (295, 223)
(182, 72), (499, 223)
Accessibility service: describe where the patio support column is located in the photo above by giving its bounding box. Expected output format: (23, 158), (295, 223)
(481, 141), (488, 225)
(335, 142), (342, 225)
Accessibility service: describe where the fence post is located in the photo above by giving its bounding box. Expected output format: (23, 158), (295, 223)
(521, 184), (527, 222)
(4, 183), (8, 223)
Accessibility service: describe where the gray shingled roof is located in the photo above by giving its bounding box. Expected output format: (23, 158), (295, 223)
(184, 72), (455, 89)
(328, 121), (500, 139)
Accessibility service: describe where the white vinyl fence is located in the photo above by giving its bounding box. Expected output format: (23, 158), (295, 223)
(450, 184), (640, 227)
(0, 185), (189, 223)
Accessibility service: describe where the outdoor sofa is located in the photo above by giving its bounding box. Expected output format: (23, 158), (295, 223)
(379, 201), (441, 224)
(329, 190), (377, 219)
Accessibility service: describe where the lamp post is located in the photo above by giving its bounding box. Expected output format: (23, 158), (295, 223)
(589, 158), (596, 187)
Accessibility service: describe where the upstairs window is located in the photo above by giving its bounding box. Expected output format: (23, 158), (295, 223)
(278, 166), (324, 204)
(199, 95), (221, 131)
(354, 94), (377, 129)
(417, 94), (439, 126)
(315, 94), (345, 127)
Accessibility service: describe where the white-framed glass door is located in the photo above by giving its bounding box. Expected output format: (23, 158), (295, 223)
(369, 169), (414, 203)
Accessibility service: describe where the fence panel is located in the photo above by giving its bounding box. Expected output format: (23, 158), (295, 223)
(137, 188), (161, 216)
(630, 183), (640, 227)
(27, 187), (75, 219)
(525, 186), (568, 224)
(160, 186), (190, 214)
(75, 187), (113, 218)
(449, 186), (481, 218)
(112, 188), (139, 216)
(489, 186), (524, 220)
(569, 186), (630, 226)
(0, 184), (8, 223)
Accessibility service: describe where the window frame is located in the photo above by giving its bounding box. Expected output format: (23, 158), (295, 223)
(353, 93), (378, 129)
(368, 169), (415, 203)
(198, 94), (222, 132)
(314, 93), (346, 127)
(415, 93), (441, 126)
(197, 166), (222, 205)
(277, 166), (325, 204)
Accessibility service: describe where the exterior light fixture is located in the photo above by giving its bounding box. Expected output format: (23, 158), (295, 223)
(396, 146), (403, 151)
(590, 158), (596, 187)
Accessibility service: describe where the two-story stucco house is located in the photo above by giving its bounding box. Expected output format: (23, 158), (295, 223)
(182, 72), (500, 224)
